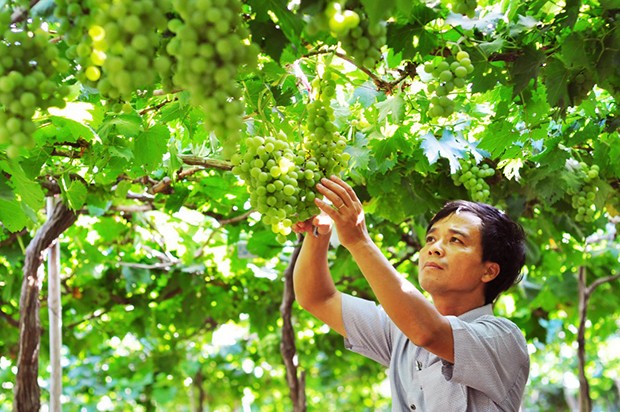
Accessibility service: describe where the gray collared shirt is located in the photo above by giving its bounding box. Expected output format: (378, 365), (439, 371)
(342, 294), (529, 411)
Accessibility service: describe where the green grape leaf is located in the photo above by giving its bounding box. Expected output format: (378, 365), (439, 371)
(477, 121), (518, 158)
(134, 125), (170, 174)
(7, 160), (44, 212)
(419, 130), (466, 174)
(346, 133), (371, 172)
(0, 199), (29, 232)
(63, 178), (88, 211)
(246, 229), (281, 259)
(93, 218), (126, 243)
(157, 101), (184, 124)
(544, 57), (570, 108)
(121, 266), (153, 293)
(557, 0), (580, 28)
(85, 190), (111, 216)
(376, 95), (405, 123)
(386, 24), (424, 59)
(361, 0), (396, 22)
(54, 116), (97, 143)
(386, 25), (419, 59)
(0, 173), (12, 201)
(165, 186), (190, 213)
(99, 113), (143, 139)
(478, 38), (505, 58)
(248, 20), (289, 63)
(352, 81), (381, 107)
(446, 11), (506, 31)
(267, 0), (304, 46)
(114, 180), (132, 199)
(248, 0), (303, 49)
(369, 137), (398, 173)
(560, 32), (591, 70)
(511, 45), (545, 97)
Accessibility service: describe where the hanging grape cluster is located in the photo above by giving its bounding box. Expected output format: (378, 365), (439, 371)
(55, 0), (258, 154)
(423, 50), (474, 118)
(0, 14), (70, 158)
(165, 0), (259, 158)
(329, 2), (386, 68)
(55, 0), (171, 104)
(231, 135), (308, 244)
(306, 2), (385, 68)
(451, 0), (477, 18)
(304, 71), (350, 181)
(231, 72), (350, 243)
(566, 160), (600, 223)
(452, 161), (495, 203)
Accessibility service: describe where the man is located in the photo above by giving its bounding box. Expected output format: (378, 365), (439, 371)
(293, 175), (529, 411)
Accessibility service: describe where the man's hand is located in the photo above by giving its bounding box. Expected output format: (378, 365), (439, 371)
(292, 211), (333, 236)
(314, 175), (370, 250)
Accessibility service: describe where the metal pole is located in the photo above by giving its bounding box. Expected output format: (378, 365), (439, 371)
(47, 196), (62, 412)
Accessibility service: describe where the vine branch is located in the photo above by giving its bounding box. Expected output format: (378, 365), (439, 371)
(0, 307), (19, 328)
(10, 0), (40, 24)
(576, 267), (620, 412)
(280, 243), (306, 412)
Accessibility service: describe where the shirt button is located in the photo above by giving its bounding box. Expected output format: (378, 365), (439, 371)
(410, 404), (416, 410)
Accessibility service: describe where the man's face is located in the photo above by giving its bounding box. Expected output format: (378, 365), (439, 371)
(418, 211), (494, 299)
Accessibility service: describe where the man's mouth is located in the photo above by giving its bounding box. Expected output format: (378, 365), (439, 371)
(424, 262), (444, 270)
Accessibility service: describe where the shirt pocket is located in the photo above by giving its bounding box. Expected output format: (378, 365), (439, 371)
(418, 361), (467, 411)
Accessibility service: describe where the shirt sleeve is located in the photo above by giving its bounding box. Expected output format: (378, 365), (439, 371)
(341, 294), (393, 367)
(442, 315), (530, 406)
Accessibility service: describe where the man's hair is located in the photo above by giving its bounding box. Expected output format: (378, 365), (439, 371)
(426, 200), (526, 305)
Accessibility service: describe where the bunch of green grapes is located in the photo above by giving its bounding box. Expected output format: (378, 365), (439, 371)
(231, 73), (350, 243)
(451, 0), (477, 18)
(323, 2), (360, 36)
(56, 0), (171, 103)
(303, 71), (350, 187)
(165, 0), (259, 158)
(566, 160), (600, 223)
(231, 135), (310, 244)
(423, 50), (474, 118)
(54, 1), (90, 45)
(452, 161), (495, 203)
(323, 2), (386, 68)
(0, 15), (70, 158)
(293, 71), (350, 225)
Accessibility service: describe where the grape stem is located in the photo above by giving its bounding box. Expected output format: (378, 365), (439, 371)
(139, 98), (178, 116)
(303, 48), (413, 94)
(10, 0), (40, 24)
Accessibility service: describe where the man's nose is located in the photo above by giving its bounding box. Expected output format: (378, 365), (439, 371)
(428, 241), (444, 256)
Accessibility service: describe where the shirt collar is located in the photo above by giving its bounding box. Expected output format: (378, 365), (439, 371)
(457, 304), (494, 322)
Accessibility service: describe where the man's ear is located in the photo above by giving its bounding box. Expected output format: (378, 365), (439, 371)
(481, 262), (500, 283)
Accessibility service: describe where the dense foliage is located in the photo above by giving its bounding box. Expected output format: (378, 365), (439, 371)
(1, 0), (619, 410)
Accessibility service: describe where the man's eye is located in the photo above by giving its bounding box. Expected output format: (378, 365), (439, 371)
(451, 237), (462, 243)
(425, 236), (435, 243)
